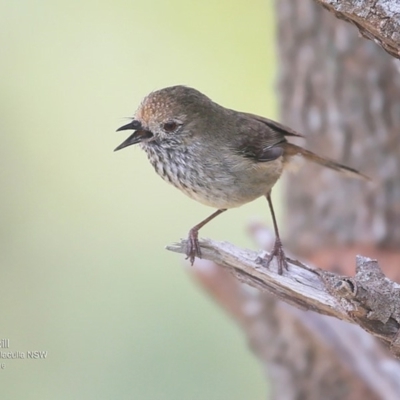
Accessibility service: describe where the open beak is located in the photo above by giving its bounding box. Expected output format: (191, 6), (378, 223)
(115, 120), (153, 151)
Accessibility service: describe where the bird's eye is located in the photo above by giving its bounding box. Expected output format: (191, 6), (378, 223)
(163, 121), (179, 133)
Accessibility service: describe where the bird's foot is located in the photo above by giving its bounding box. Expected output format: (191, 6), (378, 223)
(185, 228), (201, 265)
(256, 238), (288, 275)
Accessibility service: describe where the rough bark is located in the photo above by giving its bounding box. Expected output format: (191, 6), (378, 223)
(168, 237), (400, 356)
(313, 0), (400, 59)
(168, 226), (400, 399)
(279, 0), (400, 262)
(275, 1), (400, 396)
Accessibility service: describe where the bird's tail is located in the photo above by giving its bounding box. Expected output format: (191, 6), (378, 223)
(283, 143), (369, 181)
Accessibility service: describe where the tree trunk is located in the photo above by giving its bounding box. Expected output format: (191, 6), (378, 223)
(278, 0), (400, 276)
(272, 0), (400, 397)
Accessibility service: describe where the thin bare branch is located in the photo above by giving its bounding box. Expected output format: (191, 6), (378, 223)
(167, 238), (400, 357)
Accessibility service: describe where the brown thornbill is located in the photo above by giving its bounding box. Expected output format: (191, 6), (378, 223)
(115, 85), (367, 274)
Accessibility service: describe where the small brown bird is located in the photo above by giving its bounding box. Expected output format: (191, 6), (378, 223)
(115, 85), (366, 274)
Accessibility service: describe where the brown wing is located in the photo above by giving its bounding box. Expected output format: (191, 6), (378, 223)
(240, 112), (304, 138)
(233, 111), (303, 162)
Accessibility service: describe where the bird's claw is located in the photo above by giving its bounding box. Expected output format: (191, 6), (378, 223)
(185, 229), (201, 265)
(257, 238), (288, 275)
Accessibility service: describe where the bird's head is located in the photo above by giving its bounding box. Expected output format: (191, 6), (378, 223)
(115, 85), (214, 151)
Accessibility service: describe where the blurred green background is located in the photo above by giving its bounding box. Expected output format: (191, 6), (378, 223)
(1, 0), (277, 398)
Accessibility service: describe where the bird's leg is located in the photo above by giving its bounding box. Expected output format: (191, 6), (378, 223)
(258, 192), (288, 275)
(186, 209), (227, 265)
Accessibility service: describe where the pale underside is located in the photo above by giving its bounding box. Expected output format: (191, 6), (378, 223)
(143, 142), (285, 209)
